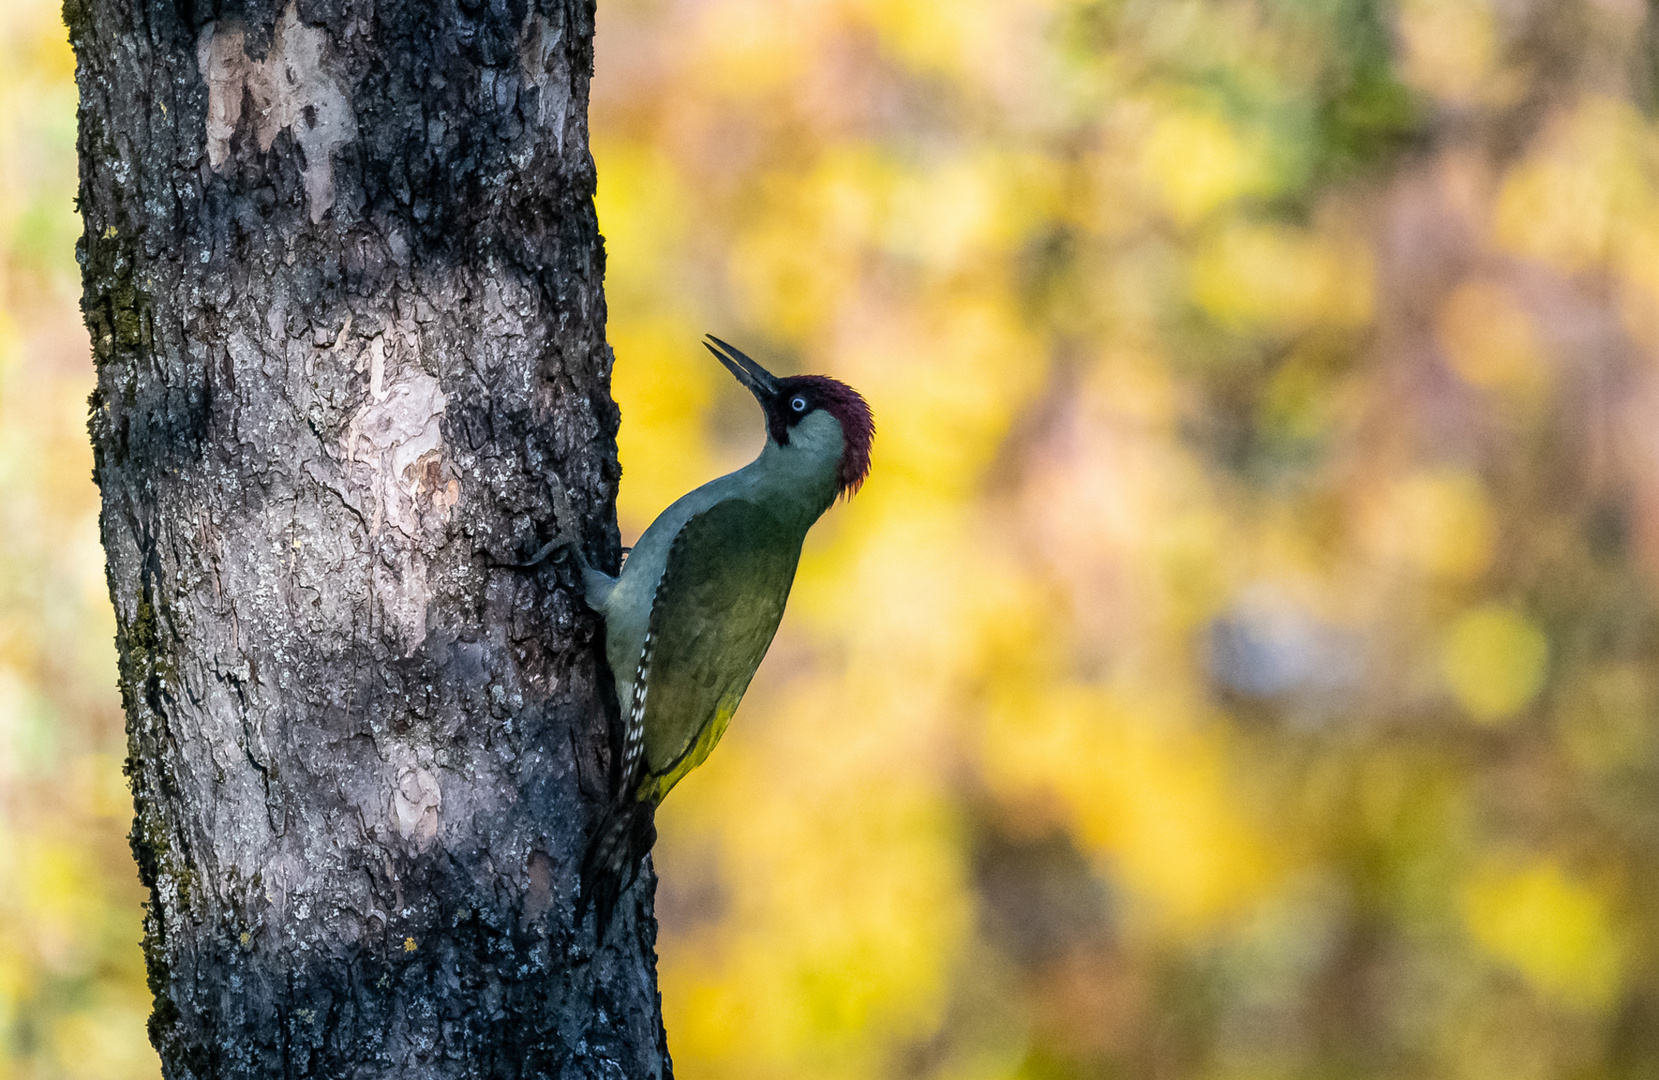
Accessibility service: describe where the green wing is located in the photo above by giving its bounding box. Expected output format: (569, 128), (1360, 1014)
(628, 498), (802, 805)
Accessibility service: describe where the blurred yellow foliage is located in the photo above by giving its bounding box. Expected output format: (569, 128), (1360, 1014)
(1396, 0), (1508, 106)
(983, 686), (1275, 937)
(608, 316), (723, 523)
(1190, 222), (1371, 335)
(1495, 97), (1658, 273)
(1436, 280), (1551, 408)
(1365, 470), (1495, 582)
(590, 0), (1659, 1073)
(1441, 605), (1549, 723)
(1462, 858), (1623, 1011)
(1140, 109), (1277, 227)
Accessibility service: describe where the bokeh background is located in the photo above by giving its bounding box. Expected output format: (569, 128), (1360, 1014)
(7, 0), (1659, 1076)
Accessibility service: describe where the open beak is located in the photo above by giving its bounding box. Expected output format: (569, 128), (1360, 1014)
(704, 335), (779, 403)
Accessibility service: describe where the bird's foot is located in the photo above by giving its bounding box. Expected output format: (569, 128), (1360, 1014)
(499, 537), (570, 569)
(495, 473), (584, 569)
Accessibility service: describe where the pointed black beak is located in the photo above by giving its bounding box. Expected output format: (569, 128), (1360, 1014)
(704, 335), (779, 403)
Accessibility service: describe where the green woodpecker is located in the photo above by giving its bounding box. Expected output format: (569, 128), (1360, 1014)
(562, 336), (874, 935)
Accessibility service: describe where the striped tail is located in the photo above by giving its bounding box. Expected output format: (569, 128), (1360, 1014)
(577, 799), (658, 942)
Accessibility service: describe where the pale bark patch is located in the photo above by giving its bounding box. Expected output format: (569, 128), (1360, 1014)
(340, 332), (455, 654)
(197, 2), (358, 223)
(393, 764), (443, 852)
(520, 15), (572, 150)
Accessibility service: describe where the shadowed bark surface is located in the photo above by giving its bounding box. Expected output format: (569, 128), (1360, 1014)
(68, 0), (670, 1075)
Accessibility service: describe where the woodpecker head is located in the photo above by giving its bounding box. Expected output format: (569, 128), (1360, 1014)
(704, 335), (875, 499)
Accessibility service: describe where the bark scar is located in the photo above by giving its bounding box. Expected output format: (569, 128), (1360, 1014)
(344, 339), (450, 539)
(339, 331), (455, 654)
(393, 764), (442, 852)
(519, 14), (571, 151)
(197, 2), (357, 222)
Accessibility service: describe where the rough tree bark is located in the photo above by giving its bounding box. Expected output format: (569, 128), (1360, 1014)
(69, 0), (670, 1075)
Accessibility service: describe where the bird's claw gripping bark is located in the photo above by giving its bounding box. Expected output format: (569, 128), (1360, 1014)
(496, 473), (584, 569)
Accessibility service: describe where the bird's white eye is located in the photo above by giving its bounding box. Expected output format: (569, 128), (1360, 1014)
(790, 395), (808, 412)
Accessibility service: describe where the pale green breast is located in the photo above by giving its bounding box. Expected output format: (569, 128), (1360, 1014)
(627, 497), (804, 802)
(602, 409), (845, 723)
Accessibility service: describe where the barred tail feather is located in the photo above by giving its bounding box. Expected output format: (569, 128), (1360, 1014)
(577, 800), (658, 941)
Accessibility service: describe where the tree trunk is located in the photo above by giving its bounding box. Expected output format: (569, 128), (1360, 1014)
(68, 0), (669, 1075)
